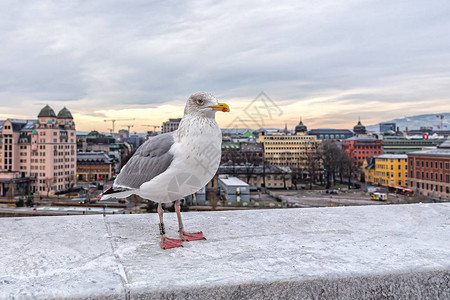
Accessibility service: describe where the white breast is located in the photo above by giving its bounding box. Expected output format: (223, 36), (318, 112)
(139, 116), (221, 203)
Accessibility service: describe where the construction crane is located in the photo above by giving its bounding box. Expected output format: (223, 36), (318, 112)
(141, 125), (161, 132)
(436, 115), (447, 130)
(121, 125), (134, 132)
(103, 118), (135, 133)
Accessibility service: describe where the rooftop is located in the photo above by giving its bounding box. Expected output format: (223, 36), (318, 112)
(345, 135), (379, 142)
(308, 128), (353, 134)
(1, 203), (449, 299)
(77, 151), (114, 163)
(57, 107), (73, 119)
(218, 176), (249, 186)
(0, 119), (36, 132)
(37, 104), (56, 118)
(375, 154), (408, 159)
(408, 141), (450, 157)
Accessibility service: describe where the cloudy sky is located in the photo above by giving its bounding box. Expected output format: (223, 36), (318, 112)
(1, 0), (450, 132)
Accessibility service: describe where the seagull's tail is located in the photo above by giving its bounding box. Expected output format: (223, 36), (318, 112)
(100, 186), (138, 200)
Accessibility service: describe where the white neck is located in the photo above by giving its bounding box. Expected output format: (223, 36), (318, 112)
(176, 115), (220, 141)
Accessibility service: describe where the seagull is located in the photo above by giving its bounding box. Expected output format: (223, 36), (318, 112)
(101, 92), (230, 249)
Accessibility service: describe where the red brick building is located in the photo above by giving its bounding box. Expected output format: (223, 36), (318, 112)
(407, 140), (450, 200)
(342, 136), (383, 166)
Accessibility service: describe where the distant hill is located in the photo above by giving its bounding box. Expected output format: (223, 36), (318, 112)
(366, 113), (450, 132)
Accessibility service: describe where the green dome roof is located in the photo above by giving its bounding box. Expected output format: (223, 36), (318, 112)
(31, 129), (37, 135)
(47, 119), (52, 123)
(38, 105), (56, 118)
(295, 119), (307, 133)
(35, 120), (39, 124)
(57, 107), (73, 119)
(353, 119), (367, 134)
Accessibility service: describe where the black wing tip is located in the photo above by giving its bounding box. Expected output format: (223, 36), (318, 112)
(101, 186), (128, 196)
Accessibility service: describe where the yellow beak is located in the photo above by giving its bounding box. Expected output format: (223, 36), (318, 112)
(210, 102), (230, 112)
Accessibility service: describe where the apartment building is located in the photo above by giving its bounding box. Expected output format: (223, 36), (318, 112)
(408, 139), (450, 200)
(258, 131), (320, 170)
(372, 154), (408, 187)
(0, 105), (76, 196)
(162, 118), (182, 133)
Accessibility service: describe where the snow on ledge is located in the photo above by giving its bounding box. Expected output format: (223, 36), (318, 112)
(0, 204), (449, 299)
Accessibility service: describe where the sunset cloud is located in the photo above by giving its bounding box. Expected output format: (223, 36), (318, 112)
(1, 0), (449, 132)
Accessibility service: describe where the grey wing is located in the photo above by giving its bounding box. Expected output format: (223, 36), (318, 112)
(113, 132), (175, 189)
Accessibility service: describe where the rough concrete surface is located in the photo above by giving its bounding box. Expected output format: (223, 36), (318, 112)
(0, 203), (449, 299)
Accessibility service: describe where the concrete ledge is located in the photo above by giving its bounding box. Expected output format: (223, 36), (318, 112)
(143, 270), (449, 300)
(1, 203), (449, 299)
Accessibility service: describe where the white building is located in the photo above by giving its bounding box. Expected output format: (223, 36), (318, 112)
(162, 118), (182, 133)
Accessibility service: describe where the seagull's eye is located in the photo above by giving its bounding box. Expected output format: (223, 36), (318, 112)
(197, 99), (204, 105)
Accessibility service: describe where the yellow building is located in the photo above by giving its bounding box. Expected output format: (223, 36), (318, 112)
(258, 132), (320, 170)
(373, 154), (408, 187)
(361, 157), (375, 184)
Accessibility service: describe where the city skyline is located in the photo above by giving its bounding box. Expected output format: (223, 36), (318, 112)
(1, 1), (450, 131)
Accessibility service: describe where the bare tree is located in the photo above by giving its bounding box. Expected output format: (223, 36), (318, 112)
(242, 150), (262, 184)
(305, 150), (320, 189)
(67, 174), (76, 189)
(44, 178), (54, 198)
(342, 152), (357, 188)
(320, 141), (342, 189)
(207, 187), (219, 210)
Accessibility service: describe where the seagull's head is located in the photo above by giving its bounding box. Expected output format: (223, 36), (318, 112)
(184, 92), (230, 118)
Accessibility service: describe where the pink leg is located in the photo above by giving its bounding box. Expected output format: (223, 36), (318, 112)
(175, 199), (206, 241)
(158, 202), (183, 249)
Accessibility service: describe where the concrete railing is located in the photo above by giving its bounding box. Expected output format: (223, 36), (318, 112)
(1, 203), (449, 299)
